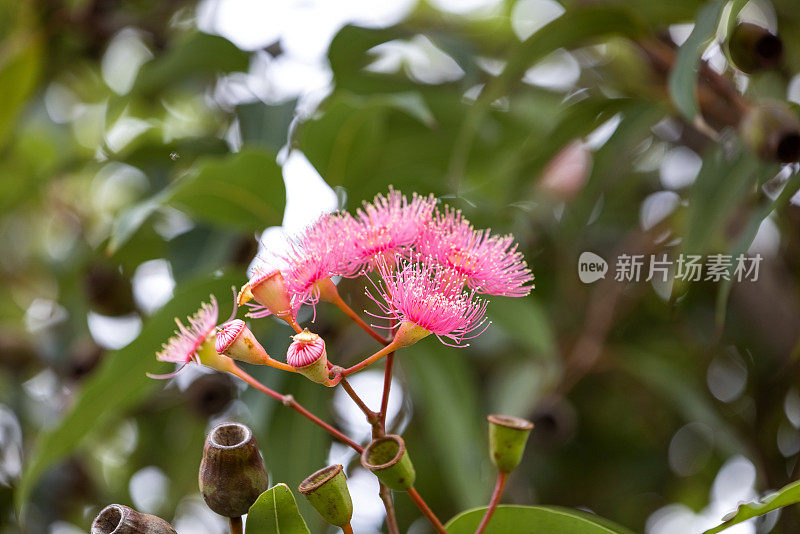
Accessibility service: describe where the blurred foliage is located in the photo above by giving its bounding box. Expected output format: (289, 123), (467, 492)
(2, 0), (800, 533)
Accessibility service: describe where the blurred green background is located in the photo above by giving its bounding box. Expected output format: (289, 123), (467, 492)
(2, 0), (800, 532)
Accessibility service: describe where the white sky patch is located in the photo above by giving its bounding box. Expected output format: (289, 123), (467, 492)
(522, 48), (580, 91)
(647, 455), (758, 534)
(87, 312), (142, 350)
(132, 259), (176, 315)
(367, 35), (465, 85)
(640, 191), (680, 231)
(102, 28), (154, 95)
(660, 146), (702, 189)
(428, 0), (500, 15)
(280, 151), (339, 234)
(511, 0), (565, 41)
(584, 114), (621, 150)
(130, 466), (170, 515)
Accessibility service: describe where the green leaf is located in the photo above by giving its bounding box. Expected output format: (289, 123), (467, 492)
(14, 271), (242, 515)
(403, 343), (488, 509)
(497, 6), (645, 93)
(489, 297), (555, 356)
(0, 29), (43, 149)
(246, 484), (311, 534)
(682, 147), (764, 256)
(715, 169), (800, 326)
(704, 479), (800, 533)
(668, 0), (725, 120)
(108, 148), (286, 253)
(107, 190), (171, 254)
(237, 100), (298, 152)
(170, 149), (286, 231)
(132, 32), (249, 95)
(445, 505), (635, 534)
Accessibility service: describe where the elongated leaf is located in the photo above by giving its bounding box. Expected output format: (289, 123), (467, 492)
(445, 505), (635, 534)
(668, 0), (724, 120)
(682, 148), (763, 256)
(132, 32), (249, 94)
(715, 170), (800, 326)
(498, 6), (645, 93)
(246, 484), (310, 534)
(15, 271), (241, 514)
(108, 148), (285, 253)
(403, 343), (488, 508)
(0, 28), (43, 149)
(170, 149), (285, 231)
(704, 479), (800, 533)
(489, 297), (555, 356)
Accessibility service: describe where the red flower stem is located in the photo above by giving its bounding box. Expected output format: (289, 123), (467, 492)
(474, 471), (509, 534)
(342, 522), (354, 534)
(340, 377), (380, 426)
(377, 320), (398, 431)
(407, 487), (447, 534)
(343, 342), (401, 376)
(328, 293), (390, 346)
(378, 483), (400, 534)
(229, 516), (243, 534)
(378, 352), (395, 431)
(230, 365), (363, 453)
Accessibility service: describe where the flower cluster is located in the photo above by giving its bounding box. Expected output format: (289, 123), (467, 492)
(154, 187), (533, 378)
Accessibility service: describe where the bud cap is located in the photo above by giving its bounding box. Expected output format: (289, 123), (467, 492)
(488, 414), (534, 473)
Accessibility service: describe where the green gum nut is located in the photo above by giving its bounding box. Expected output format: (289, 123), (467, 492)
(488, 414), (534, 473)
(298, 464), (353, 527)
(360, 435), (416, 491)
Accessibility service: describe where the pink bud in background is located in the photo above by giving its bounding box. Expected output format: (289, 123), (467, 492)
(287, 330), (329, 384)
(538, 141), (592, 200)
(215, 319), (271, 366)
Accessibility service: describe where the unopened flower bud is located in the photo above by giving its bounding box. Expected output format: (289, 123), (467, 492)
(199, 422), (268, 518)
(727, 22), (783, 73)
(91, 504), (176, 534)
(740, 102), (800, 162)
(298, 464), (353, 527)
(487, 414), (534, 473)
(287, 330), (329, 384)
(239, 270), (295, 321)
(361, 435), (416, 492)
(215, 320), (270, 366)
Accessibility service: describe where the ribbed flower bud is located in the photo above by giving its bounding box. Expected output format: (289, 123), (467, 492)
(361, 435), (416, 492)
(91, 504), (176, 534)
(487, 414), (534, 473)
(298, 465), (353, 527)
(214, 320), (270, 366)
(727, 22), (783, 73)
(286, 330), (329, 384)
(199, 422), (268, 518)
(740, 102), (800, 162)
(238, 270), (295, 320)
